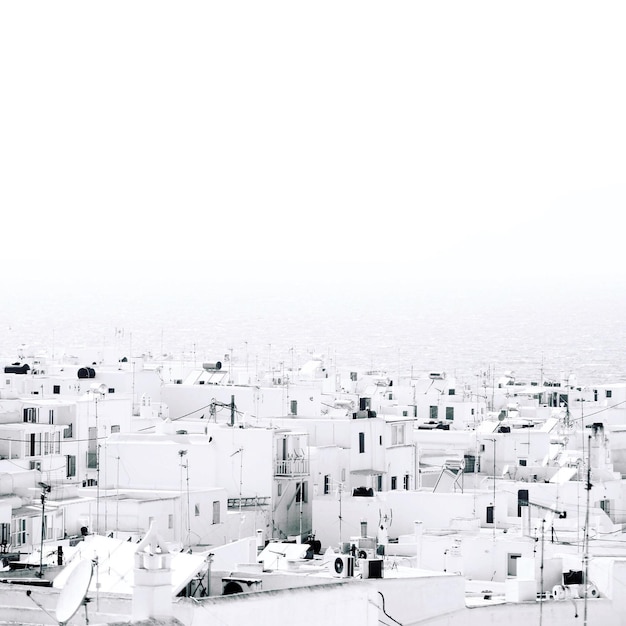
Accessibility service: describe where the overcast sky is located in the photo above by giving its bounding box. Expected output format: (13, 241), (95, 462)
(1, 1), (625, 294)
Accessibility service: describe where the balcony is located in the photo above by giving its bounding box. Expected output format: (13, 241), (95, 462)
(275, 457), (309, 477)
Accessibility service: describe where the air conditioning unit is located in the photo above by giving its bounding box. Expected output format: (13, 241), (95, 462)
(222, 576), (262, 595)
(356, 548), (376, 560)
(331, 554), (354, 578)
(361, 558), (384, 579)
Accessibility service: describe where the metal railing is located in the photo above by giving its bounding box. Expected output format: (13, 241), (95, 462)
(274, 458), (309, 476)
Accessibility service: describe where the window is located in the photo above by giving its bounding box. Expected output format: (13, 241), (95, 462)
(391, 476), (397, 490)
(108, 388), (115, 394)
(53, 385), (61, 395)
(519, 459), (527, 466)
(277, 483), (282, 497)
(359, 432), (365, 454)
(429, 406), (438, 420)
(111, 425), (120, 434)
(212, 500), (221, 524)
(606, 390), (613, 398)
(66, 455), (76, 478)
(404, 474), (410, 490)
(445, 407), (454, 421)
(392, 424), (405, 445)
(23, 408), (37, 423)
(376, 475), (383, 491)
(350, 372), (357, 382)
(0, 523), (9, 547)
(486, 506), (494, 524)
(44, 433), (49, 455)
(388, 392), (393, 401)
(295, 481), (307, 503)
(54, 432), (60, 454)
(290, 400), (298, 416)
(323, 475), (330, 495)
(48, 410), (54, 424)
(12, 518), (26, 546)
(517, 489), (529, 517)
(168, 514), (174, 529)
(194, 504), (200, 517)
(448, 388), (455, 395)
(64, 424), (73, 438)
(402, 410), (408, 417)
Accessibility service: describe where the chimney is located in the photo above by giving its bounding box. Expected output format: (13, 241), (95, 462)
(132, 521), (173, 621)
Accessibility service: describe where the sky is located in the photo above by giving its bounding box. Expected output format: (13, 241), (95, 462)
(1, 1), (625, 296)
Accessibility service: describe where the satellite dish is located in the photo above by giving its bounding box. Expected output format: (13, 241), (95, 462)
(55, 559), (93, 625)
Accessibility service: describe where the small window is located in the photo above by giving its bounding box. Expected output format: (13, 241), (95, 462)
(486, 506), (494, 524)
(168, 514), (174, 529)
(64, 424), (73, 439)
(53, 385), (61, 395)
(519, 459), (527, 467)
(448, 389), (455, 395)
(108, 388), (115, 394)
(403, 474), (410, 490)
(110, 425), (120, 434)
(402, 410), (408, 417)
(290, 400), (298, 416)
(376, 475), (383, 491)
(66, 455), (76, 477)
(212, 500), (220, 524)
(391, 476), (397, 490)
(429, 406), (438, 420)
(379, 435), (383, 445)
(323, 475), (330, 495)
(48, 409), (54, 424)
(359, 432), (365, 454)
(277, 483), (282, 497)
(606, 390), (613, 398)
(388, 392), (393, 400)
(446, 407), (454, 421)
(350, 372), (357, 382)
(194, 504), (200, 517)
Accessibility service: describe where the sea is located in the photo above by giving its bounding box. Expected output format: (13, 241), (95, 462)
(2, 275), (625, 387)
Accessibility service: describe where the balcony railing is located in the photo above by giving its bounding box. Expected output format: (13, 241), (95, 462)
(275, 457), (309, 477)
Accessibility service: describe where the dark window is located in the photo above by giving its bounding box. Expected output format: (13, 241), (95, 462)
(212, 500), (220, 524)
(295, 481), (307, 503)
(486, 505), (494, 524)
(606, 390), (613, 398)
(350, 372), (357, 381)
(108, 388), (115, 394)
(111, 425), (120, 434)
(446, 407), (454, 421)
(429, 406), (438, 420)
(391, 476), (397, 490)
(448, 389), (455, 395)
(517, 489), (529, 517)
(63, 424), (73, 439)
(376, 475), (383, 491)
(403, 474), (410, 490)
(290, 400), (298, 415)
(324, 475), (330, 495)
(53, 385), (61, 395)
(359, 432), (365, 454)
(66, 455), (76, 478)
(519, 459), (527, 466)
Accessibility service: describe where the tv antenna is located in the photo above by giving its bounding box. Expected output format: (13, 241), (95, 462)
(26, 558), (93, 625)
